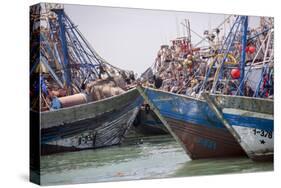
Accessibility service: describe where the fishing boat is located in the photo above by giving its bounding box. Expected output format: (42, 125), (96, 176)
(139, 16), (273, 161)
(203, 93), (273, 161)
(137, 86), (246, 159)
(30, 4), (143, 155)
(201, 16), (274, 161)
(40, 88), (142, 155)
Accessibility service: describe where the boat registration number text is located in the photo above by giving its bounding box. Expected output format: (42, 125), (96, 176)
(252, 128), (272, 139)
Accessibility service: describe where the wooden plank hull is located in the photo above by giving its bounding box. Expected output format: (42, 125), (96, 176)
(40, 88), (143, 155)
(209, 95), (274, 161)
(166, 118), (245, 159)
(140, 87), (245, 159)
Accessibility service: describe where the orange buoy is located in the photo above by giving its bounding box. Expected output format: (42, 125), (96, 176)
(230, 68), (240, 79)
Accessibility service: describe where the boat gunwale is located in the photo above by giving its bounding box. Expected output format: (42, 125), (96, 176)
(143, 86), (273, 104)
(41, 87), (138, 114)
(209, 93), (273, 103)
(40, 87), (141, 128)
(142, 86), (205, 102)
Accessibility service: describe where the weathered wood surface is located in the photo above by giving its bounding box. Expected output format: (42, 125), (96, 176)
(42, 106), (140, 155)
(210, 94), (273, 114)
(138, 86), (245, 159)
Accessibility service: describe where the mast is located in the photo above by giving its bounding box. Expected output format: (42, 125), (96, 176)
(187, 19), (192, 51)
(53, 9), (73, 94)
(238, 16), (248, 96)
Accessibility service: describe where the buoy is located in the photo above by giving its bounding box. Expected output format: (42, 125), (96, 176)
(231, 68), (240, 79)
(248, 46), (256, 54)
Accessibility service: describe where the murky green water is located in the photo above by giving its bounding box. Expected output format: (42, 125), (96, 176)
(40, 135), (273, 185)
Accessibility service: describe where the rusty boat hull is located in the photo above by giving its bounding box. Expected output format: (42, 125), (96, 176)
(39, 88), (143, 155)
(138, 87), (245, 159)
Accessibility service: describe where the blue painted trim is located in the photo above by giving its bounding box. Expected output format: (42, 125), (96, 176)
(146, 89), (225, 129)
(146, 88), (273, 132)
(223, 113), (273, 132)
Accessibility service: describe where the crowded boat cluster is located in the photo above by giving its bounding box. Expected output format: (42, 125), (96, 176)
(138, 15), (274, 162)
(143, 16), (274, 100)
(30, 3), (274, 166)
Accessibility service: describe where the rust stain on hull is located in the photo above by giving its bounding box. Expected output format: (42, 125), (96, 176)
(166, 118), (246, 159)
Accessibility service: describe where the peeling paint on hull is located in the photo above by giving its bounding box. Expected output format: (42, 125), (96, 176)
(166, 118), (245, 159)
(140, 87), (246, 159)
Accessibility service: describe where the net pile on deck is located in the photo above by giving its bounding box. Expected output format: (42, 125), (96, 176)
(30, 3), (136, 111)
(143, 16), (274, 99)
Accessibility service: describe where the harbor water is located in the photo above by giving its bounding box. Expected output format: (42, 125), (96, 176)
(40, 135), (273, 185)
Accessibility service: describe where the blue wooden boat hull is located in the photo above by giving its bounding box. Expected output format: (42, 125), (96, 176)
(140, 87), (246, 159)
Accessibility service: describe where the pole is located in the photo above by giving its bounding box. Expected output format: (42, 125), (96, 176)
(187, 19), (192, 49)
(53, 9), (72, 93)
(239, 16), (248, 96)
